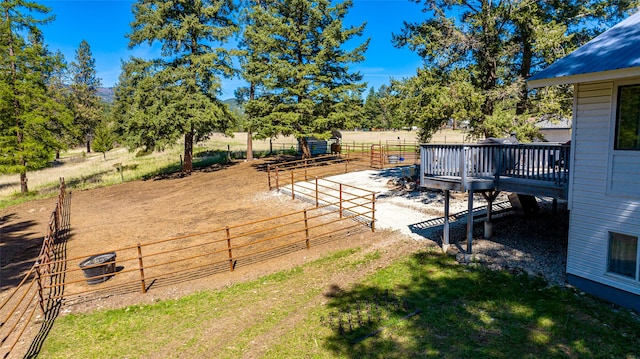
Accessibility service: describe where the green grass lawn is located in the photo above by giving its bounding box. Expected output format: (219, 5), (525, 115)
(38, 248), (640, 359)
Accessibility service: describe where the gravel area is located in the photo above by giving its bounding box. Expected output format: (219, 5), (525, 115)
(325, 168), (569, 287)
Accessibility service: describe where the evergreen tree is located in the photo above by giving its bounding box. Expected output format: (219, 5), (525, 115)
(240, 0), (368, 158)
(390, 68), (484, 142)
(0, 0), (72, 193)
(235, 0), (269, 161)
(92, 121), (114, 160)
(393, 0), (639, 139)
(70, 39), (102, 153)
(362, 87), (382, 130)
(376, 84), (403, 130)
(120, 0), (239, 174)
(47, 50), (77, 158)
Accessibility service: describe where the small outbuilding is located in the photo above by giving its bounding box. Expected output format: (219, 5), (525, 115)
(528, 9), (640, 311)
(535, 117), (572, 143)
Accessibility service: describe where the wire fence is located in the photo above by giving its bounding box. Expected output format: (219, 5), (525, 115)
(0, 178), (70, 359)
(1, 153), (387, 358)
(37, 194), (375, 305)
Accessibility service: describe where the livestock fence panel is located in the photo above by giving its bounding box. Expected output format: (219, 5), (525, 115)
(1, 178), (69, 359)
(2, 155), (381, 358)
(33, 181), (375, 308)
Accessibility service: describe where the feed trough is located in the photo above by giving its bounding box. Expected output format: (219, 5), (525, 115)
(78, 252), (116, 285)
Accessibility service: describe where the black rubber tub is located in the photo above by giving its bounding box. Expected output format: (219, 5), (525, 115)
(78, 252), (116, 285)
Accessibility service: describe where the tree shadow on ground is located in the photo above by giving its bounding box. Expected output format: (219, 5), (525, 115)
(321, 250), (640, 358)
(250, 155), (303, 173)
(0, 213), (41, 291)
(144, 161), (238, 181)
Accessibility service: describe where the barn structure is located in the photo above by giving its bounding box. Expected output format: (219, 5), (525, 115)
(527, 10), (640, 311)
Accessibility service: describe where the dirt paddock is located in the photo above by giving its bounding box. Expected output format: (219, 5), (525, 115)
(1, 159), (424, 315)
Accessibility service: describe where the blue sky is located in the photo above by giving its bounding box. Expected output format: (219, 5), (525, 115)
(40, 0), (426, 99)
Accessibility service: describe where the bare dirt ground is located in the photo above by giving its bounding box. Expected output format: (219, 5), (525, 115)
(1, 155), (574, 358)
(1, 158), (424, 311)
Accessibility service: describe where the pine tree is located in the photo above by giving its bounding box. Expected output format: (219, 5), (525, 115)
(92, 121), (114, 160)
(70, 39), (102, 153)
(393, 0), (639, 139)
(47, 50), (78, 159)
(240, 0), (368, 158)
(119, 0), (239, 174)
(0, 0), (72, 193)
(362, 87), (382, 130)
(235, 0), (269, 162)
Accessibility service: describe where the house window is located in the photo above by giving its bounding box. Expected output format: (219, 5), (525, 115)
(608, 232), (639, 280)
(615, 84), (640, 150)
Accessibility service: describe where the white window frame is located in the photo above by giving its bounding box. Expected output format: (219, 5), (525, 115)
(614, 83), (640, 150)
(607, 78), (640, 198)
(607, 231), (640, 281)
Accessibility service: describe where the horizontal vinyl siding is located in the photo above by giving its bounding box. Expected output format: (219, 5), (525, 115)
(568, 81), (640, 296)
(610, 152), (640, 198)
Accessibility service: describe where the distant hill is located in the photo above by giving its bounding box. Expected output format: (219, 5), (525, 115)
(97, 87), (115, 104)
(97, 89), (242, 110)
(223, 98), (244, 114)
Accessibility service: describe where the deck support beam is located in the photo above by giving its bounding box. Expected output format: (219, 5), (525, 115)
(443, 190), (450, 251)
(466, 189), (474, 254)
(481, 190), (500, 238)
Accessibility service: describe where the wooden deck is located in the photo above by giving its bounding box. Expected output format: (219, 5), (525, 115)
(419, 143), (570, 255)
(420, 143), (570, 199)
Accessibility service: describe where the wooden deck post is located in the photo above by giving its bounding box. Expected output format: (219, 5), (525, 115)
(466, 189), (474, 255)
(443, 190), (450, 251)
(481, 191), (500, 239)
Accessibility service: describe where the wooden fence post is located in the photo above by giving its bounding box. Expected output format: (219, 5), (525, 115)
(267, 165), (272, 190)
(275, 166), (280, 190)
(226, 226), (234, 272)
(304, 209), (310, 249)
(137, 244), (147, 294)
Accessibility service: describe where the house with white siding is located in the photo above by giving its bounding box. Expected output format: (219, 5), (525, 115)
(528, 10), (640, 311)
(418, 10), (639, 311)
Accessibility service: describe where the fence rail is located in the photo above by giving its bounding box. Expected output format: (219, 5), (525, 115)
(267, 154), (369, 190)
(34, 185), (374, 305)
(1, 178), (69, 359)
(2, 156), (380, 357)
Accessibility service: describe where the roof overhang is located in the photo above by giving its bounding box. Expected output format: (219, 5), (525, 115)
(528, 66), (640, 89)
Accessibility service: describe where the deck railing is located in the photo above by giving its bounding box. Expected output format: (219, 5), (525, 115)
(421, 143), (570, 186)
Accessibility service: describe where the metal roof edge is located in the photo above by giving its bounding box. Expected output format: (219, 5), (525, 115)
(527, 67), (640, 88)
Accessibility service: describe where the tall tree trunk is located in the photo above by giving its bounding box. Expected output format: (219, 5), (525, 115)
(183, 127), (194, 174)
(246, 130), (253, 161)
(86, 138), (91, 153)
(20, 172), (28, 193)
(8, 9), (28, 193)
(246, 83), (255, 161)
(516, 36), (533, 116)
(298, 137), (311, 158)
